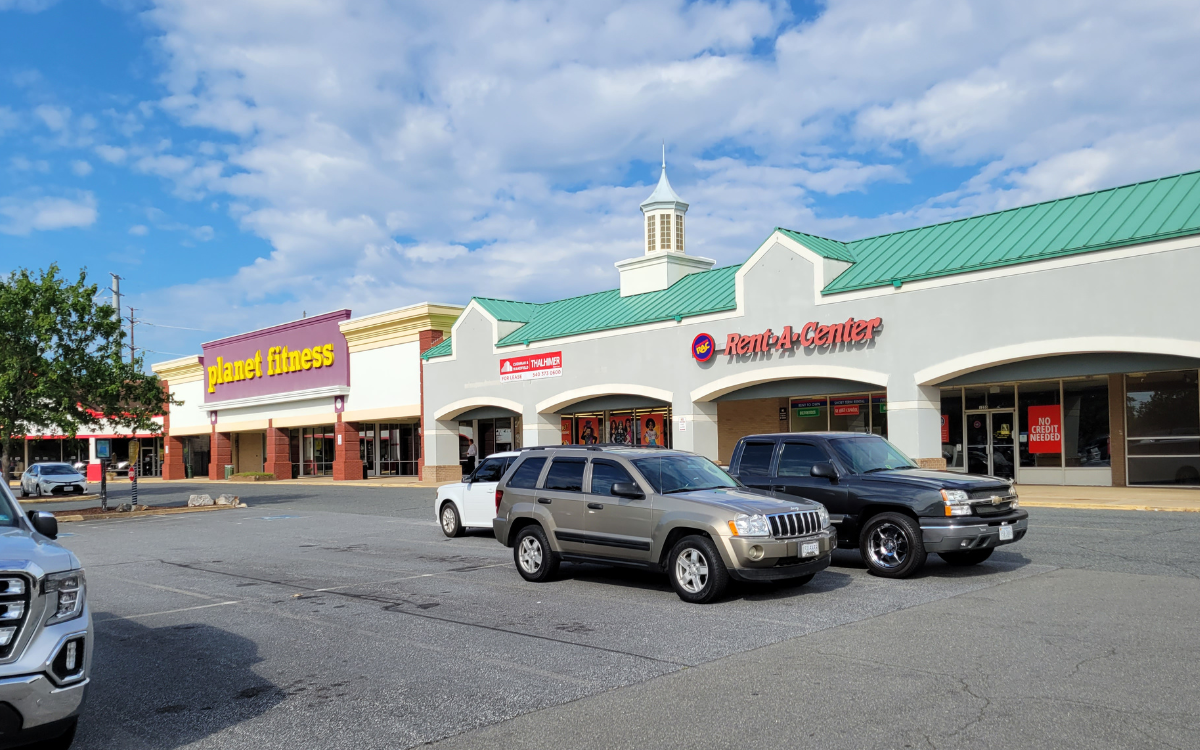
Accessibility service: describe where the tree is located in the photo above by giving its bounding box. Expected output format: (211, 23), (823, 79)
(0, 265), (179, 479)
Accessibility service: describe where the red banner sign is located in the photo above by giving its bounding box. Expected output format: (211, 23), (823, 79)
(500, 351), (563, 382)
(941, 415), (950, 444)
(1027, 405), (1062, 454)
(833, 405), (860, 416)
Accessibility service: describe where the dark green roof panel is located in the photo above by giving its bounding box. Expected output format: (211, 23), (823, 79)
(422, 336), (453, 359)
(473, 298), (540, 323)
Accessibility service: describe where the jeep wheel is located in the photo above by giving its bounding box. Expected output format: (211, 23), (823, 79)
(439, 503), (464, 538)
(860, 512), (927, 579)
(667, 535), (729, 604)
(939, 548), (994, 566)
(513, 525), (559, 582)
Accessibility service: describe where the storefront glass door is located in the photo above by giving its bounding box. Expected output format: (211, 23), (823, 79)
(967, 411), (1016, 480)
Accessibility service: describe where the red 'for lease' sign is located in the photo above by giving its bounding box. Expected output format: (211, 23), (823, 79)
(500, 351), (563, 382)
(1027, 405), (1062, 453)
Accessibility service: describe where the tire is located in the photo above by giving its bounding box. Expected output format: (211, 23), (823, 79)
(20, 483), (27, 498)
(439, 502), (464, 538)
(29, 718), (77, 749)
(34, 483), (42, 498)
(513, 524), (559, 582)
(860, 512), (927, 579)
(939, 548), (994, 566)
(666, 535), (730, 604)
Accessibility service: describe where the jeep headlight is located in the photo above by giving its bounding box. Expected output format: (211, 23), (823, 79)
(817, 505), (830, 529)
(43, 570), (86, 625)
(728, 514), (770, 537)
(941, 489), (972, 517)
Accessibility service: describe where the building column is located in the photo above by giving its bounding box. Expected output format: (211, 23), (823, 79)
(209, 431), (232, 480)
(523, 408), (561, 448)
(671, 398), (718, 462)
(265, 426), (292, 480)
(333, 420), (363, 480)
(423, 417), (463, 483)
(886, 383), (946, 470)
(86, 437), (100, 482)
(1107, 373), (1126, 487)
(162, 435), (187, 480)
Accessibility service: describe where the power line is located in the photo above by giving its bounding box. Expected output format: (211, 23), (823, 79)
(138, 321), (215, 332)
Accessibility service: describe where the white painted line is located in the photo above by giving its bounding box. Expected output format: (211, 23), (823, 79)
(121, 601), (242, 620)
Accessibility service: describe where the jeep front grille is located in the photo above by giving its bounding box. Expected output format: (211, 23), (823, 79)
(0, 576), (31, 659)
(768, 510), (821, 538)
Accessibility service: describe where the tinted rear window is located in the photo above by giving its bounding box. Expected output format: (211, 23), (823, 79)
(507, 457), (546, 489)
(738, 442), (776, 475)
(777, 443), (826, 477)
(472, 458), (505, 483)
(544, 458), (586, 492)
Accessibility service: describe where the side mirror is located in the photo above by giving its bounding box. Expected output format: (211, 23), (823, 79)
(610, 482), (645, 500)
(28, 510), (58, 539)
(810, 462), (838, 483)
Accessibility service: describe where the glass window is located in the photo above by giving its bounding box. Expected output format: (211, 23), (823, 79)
(777, 442), (826, 477)
(41, 464), (77, 476)
(790, 398), (827, 432)
(871, 394), (888, 438)
(964, 386), (988, 411)
(1126, 371), (1199, 437)
(829, 396), (869, 433)
(941, 388), (964, 468)
(508, 457), (546, 489)
(632, 456), (738, 494)
(1063, 378), (1110, 467)
(590, 460), (635, 496)
(472, 458), (505, 483)
(828, 436), (917, 474)
(544, 458), (586, 492)
(738, 441), (775, 475)
(608, 413), (634, 446)
(1019, 381), (1062, 468)
(988, 385), (1015, 410)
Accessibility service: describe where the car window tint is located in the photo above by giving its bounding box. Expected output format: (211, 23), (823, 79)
(777, 443), (826, 477)
(507, 457), (547, 489)
(738, 442), (776, 475)
(41, 465), (76, 476)
(472, 458), (504, 483)
(502, 457), (516, 474)
(29, 467), (39, 476)
(590, 460), (635, 496)
(544, 458), (587, 492)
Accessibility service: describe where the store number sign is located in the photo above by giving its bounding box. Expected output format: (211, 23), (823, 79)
(500, 351), (563, 382)
(1027, 405), (1062, 453)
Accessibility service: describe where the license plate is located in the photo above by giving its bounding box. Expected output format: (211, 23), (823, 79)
(801, 541), (820, 558)
(999, 524), (1014, 541)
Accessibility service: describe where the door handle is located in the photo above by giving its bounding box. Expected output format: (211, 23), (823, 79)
(771, 485), (785, 492)
(587, 502), (604, 510)
(537, 498), (552, 504)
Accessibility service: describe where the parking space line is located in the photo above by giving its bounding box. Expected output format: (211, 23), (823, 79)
(100, 600), (243, 621)
(92, 573), (232, 602)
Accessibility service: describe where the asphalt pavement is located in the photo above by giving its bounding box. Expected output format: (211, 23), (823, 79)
(44, 482), (1200, 750)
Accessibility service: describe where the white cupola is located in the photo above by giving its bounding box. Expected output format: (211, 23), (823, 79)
(616, 150), (714, 297)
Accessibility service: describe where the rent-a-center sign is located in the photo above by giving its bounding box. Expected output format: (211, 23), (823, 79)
(707, 316), (883, 358)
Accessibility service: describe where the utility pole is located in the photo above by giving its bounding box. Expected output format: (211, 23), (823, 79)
(110, 274), (122, 319)
(128, 308), (136, 364)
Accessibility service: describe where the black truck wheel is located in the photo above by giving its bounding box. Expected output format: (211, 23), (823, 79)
(860, 512), (927, 579)
(939, 548), (994, 566)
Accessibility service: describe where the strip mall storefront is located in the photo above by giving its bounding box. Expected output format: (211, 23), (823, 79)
(153, 303), (460, 481)
(422, 168), (1200, 488)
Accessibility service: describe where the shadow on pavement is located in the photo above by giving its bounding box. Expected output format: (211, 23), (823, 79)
(75, 615), (283, 749)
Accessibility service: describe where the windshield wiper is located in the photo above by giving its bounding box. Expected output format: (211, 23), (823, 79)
(664, 485), (732, 494)
(862, 467), (895, 474)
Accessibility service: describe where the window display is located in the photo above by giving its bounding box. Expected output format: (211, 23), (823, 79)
(1126, 370), (1200, 485)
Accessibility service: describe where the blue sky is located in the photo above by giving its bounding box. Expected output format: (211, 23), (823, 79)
(3, 0), (1200, 364)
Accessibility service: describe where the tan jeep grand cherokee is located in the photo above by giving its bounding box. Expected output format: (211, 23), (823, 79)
(493, 446), (837, 603)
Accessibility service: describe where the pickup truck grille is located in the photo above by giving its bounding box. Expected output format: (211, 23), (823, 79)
(0, 575), (31, 660)
(968, 488), (1018, 517)
(768, 510), (822, 538)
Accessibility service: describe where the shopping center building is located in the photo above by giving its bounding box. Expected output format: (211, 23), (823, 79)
(152, 303), (461, 481)
(421, 167), (1200, 488)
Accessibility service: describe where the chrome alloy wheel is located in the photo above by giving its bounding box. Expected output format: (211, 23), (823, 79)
(440, 506), (457, 534)
(518, 536), (543, 574)
(866, 522), (909, 569)
(675, 547), (710, 594)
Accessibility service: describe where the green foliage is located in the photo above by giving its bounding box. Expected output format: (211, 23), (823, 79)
(231, 472), (276, 479)
(0, 265), (179, 461)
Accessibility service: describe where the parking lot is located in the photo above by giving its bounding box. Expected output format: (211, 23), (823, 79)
(52, 482), (1200, 749)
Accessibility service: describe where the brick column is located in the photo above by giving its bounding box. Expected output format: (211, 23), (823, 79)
(265, 426), (292, 480)
(209, 431), (232, 480)
(333, 420), (363, 480)
(163, 435), (187, 480)
(417, 328), (444, 481)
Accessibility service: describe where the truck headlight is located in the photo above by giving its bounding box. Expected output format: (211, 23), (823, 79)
(729, 514), (770, 537)
(941, 489), (972, 517)
(43, 570), (86, 625)
(817, 505), (830, 529)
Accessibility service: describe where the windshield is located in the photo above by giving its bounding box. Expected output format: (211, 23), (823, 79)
(632, 455), (739, 494)
(0, 484), (20, 527)
(828, 436), (917, 474)
(40, 464), (78, 476)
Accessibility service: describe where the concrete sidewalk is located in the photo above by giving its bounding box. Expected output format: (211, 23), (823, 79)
(1016, 483), (1200, 512)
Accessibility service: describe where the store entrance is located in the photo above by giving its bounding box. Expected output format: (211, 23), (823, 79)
(966, 411), (1016, 480)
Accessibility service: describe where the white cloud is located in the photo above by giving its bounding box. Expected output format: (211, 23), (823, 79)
(0, 0), (60, 11)
(129, 224), (149, 236)
(10, 156), (49, 173)
(0, 192), (97, 235)
(70, 160), (92, 176)
(33, 104), (70, 132)
(0, 107), (18, 136)
(94, 145), (127, 164)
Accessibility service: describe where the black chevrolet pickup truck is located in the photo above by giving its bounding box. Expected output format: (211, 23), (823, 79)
(729, 432), (1029, 578)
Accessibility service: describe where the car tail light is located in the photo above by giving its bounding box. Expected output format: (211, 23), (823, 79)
(495, 489), (504, 510)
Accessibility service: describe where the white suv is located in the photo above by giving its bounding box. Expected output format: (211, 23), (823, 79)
(435, 452), (519, 537)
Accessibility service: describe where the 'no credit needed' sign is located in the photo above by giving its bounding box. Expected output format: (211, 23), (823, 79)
(500, 351), (563, 382)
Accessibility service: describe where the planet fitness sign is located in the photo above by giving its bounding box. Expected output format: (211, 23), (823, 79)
(500, 351), (563, 382)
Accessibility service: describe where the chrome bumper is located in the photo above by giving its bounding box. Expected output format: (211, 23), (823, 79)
(0, 673), (87, 731)
(725, 527), (838, 577)
(920, 516), (1029, 552)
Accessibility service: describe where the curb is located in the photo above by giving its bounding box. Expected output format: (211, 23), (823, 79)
(1021, 500), (1200, 512)
(20, 494), (100, 505)
(54, 503), (248, 523)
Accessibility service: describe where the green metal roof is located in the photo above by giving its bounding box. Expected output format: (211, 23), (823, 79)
(815, 169), (1200, 293)
(422, 336), (453, 359)
(422, 169), (1200, 358)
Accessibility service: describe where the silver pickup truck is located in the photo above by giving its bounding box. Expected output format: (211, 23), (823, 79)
(0, 484), (91, 749)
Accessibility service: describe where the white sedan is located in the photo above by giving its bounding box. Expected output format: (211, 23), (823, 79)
(21, 462), (88, 497)
(435, 451), (520, 537)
